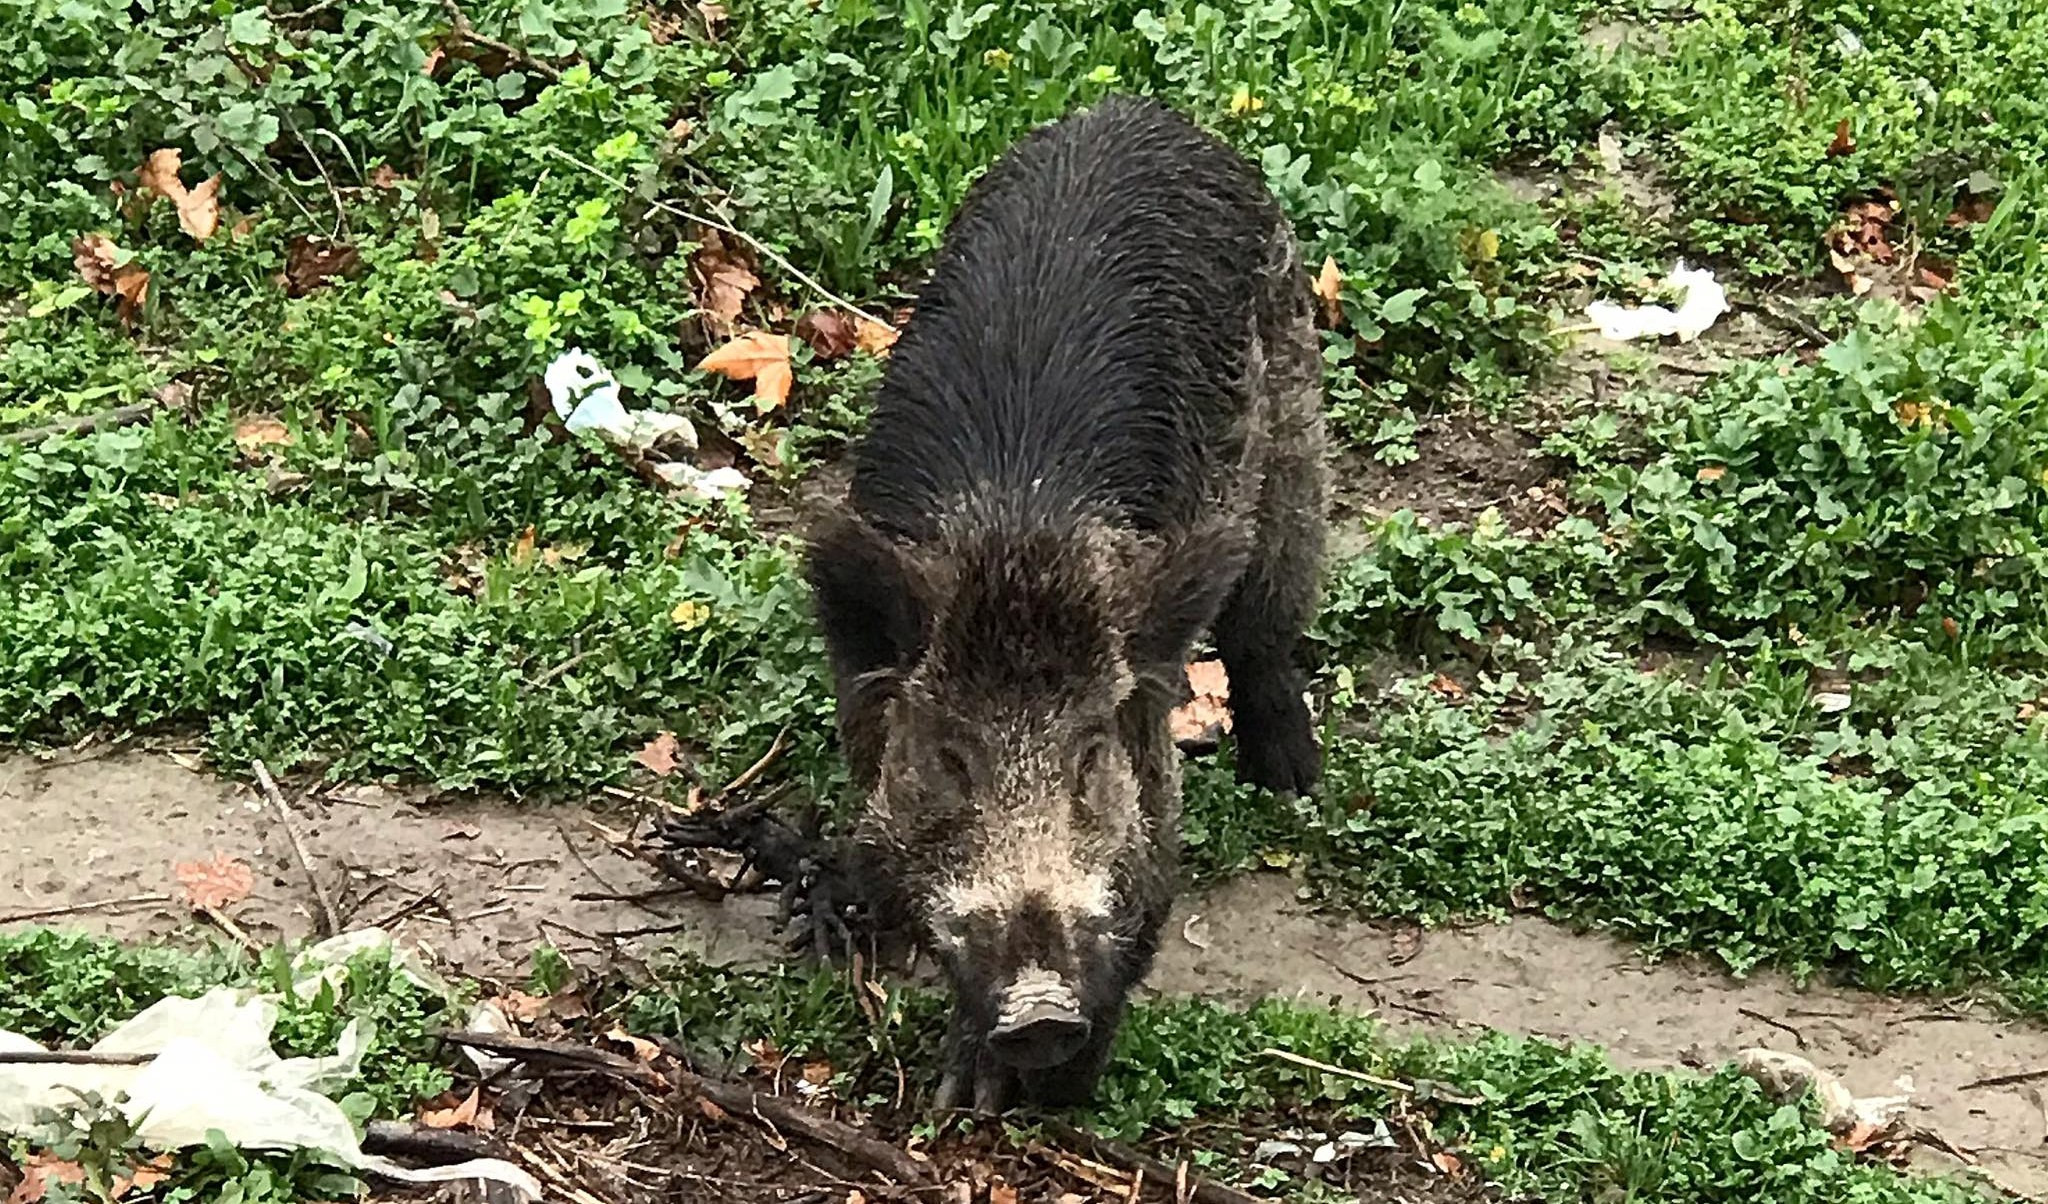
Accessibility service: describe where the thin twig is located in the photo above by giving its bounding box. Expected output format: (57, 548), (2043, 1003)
(1038, 1119), (1261, 1204)
(1961, 1067), (2048, 1092)
(717, 727), (789, 798)
(541, 146), (889, 327)
(440, 0), (564, 81)
(525, 648), (596, 691)
(1737, 1006), (1806, 1049)
(2, 402), (158, 445)
(0, 1051), (156, 1067)
(0, 893), (170, 925)
(676, 1063), (933, 1185)
(1260, 1047), (1416, 1095)
(253, 758), (341, 938)
(199, 904), (260, 951)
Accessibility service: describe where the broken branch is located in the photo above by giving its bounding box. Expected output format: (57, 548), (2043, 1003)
(253, 758), (341, 938)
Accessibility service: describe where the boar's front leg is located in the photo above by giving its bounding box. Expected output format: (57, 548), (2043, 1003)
(934, 1004), (1019, 1115)
(653, 806), (877, 961)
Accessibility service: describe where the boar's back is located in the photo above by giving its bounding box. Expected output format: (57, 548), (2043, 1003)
(851, 95), (1285, 541)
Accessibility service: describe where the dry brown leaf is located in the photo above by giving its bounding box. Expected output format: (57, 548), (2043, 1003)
(1695, 464), (1727, 482)
(1313, 255), (1344, 326)
(112, 1156), (174, 1199)
(698, 0), (728, 35)
(794, 309), (858, 360)
(989, 1183), (1019, 1204)
(9, 1152), (86, 1204)
(855, 317), (900, 357)
(442, 822), (482, 841)
(510, 524), (538, 566)
(137, 148), (222, 242)
(369, 164), (403, 190)
(697, 1096), (731, 1123)
(607, 1025), (663, 1063)
(422, 46), (446, 76)
(1388, 924), (1423, 965)
(420, 1088), (481, 1130)
(742, 1036), (784, 1072)
(283, 237), (363, 296)
(173, 852), (254, 910)
(1433, 1151), (1464, 1177)
(1941, 616), (1960, 638)
(1170, 660), (1231, 745)
(697, 330), (794, 412)
(1428, 673), (1467, 702)
(72, 234), (150, 322)
(1826, 118), (1855, 158)
(1835, 1120), (1888, 1152)
(801, 1060), (834, 1086)
(233, 415), (293, 452)
(633, 731), (680, 776)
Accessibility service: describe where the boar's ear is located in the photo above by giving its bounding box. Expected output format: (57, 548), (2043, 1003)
(805, 512), (934, 679)
(1126, 515), (1251, 671)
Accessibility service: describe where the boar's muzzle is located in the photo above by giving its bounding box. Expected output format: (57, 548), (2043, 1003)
(987, 971), (1091, 1070)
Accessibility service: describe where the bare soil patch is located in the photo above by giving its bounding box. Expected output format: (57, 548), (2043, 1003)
(7, 752), (2045, 1196)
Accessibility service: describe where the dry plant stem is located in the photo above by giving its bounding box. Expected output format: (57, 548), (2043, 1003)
(253, 757), (341, 937)
(541, 146), (890, 328)
(0, 893), (169, 924)
(1038, 1119), (1264, 1204)
(439, 0), (564, 81)
(677, 1065), (933, 1186)
(200, 904), (261, 950)
(1, 402), (157, 445)
(718, 726), (790, 797)
(0, 1051), (156, 1067)
(1259, 1046), (1416, 1094)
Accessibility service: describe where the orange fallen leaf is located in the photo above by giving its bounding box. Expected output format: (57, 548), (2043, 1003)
(9, 1152), (86, 1204)
(1428, 673), (1467, 702)
(369, 164), (403, 190)
(1836, 1120), (1888, 1152)
(1312, 255), (1344, 326)
(697, 1096), (731, 1122)
(1170, 660), (1232, 745)
(1696, 464), (1727, 482)
(606, 1025), (662, 1063)
(420, 1088), (481, 1130)
(633, 731), (680, 776)
(510, 524), (538, 566)
(173, 852), (254, 910)
(1941, 616), (1960, 638)
(801, 1059), (834, 1086)
(989, 1183), (1019, 1204)
(1433, 1151), (1464, 1177)
(854, 317), (899, 357)
(233, 415), (293, 452)
(1826, 118), (1854, 157)
(697, 330), (794, 412)
(137, 148), (222, 243)
(72, 234), (150, 322)
(112, 1155), (175, 1199)
(422, 46), (445, 75)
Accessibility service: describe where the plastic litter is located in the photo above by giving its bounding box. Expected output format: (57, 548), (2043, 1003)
(1584, 261), (1728, 343)
(545, 348), (697, 452)
(0, 981), (540, 1200)
(652, 461), (751, 500)
(1734, 1047), (1913, 1134)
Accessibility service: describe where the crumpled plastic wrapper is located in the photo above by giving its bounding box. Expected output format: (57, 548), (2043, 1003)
(1585, 261), (1728, 343)
(0, 961), (540, 1200)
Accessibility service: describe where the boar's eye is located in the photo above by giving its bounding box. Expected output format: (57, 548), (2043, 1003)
(936, 746), (975, 793)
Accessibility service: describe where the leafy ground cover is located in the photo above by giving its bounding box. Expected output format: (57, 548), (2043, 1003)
(4, 0), (2046, 1197)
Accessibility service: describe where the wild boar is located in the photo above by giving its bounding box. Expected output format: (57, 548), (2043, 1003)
(804, 94), (1328, 1112)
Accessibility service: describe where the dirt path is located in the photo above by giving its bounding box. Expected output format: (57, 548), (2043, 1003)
(4, 750), (2044, 1196)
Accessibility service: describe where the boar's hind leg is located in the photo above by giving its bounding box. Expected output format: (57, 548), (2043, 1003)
(1217, 264), (1328, 798)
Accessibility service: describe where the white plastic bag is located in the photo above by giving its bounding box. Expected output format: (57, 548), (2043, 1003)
(1585, 261), (1728, 342)
(0, 987), (540, 1201)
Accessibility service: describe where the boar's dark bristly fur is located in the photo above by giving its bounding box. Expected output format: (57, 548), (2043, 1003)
(805, 95), (1328, 1113)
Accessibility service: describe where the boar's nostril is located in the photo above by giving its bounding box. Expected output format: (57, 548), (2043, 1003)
(987, 1004), (1091, 1070)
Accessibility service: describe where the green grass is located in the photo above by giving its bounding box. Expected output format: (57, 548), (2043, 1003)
(617, 953), (1982, 1203)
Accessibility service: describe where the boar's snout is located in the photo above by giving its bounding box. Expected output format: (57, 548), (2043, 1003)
(988, 1003), (1091, 1069)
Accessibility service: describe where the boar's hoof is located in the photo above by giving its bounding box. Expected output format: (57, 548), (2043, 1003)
(780, 856), (867, 962)
(935, 1063), (1018, 1116)
(987, 1005), (1092, 1070)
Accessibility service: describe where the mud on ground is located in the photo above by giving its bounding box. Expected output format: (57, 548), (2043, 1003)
(5, 749), (2045, 1198)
